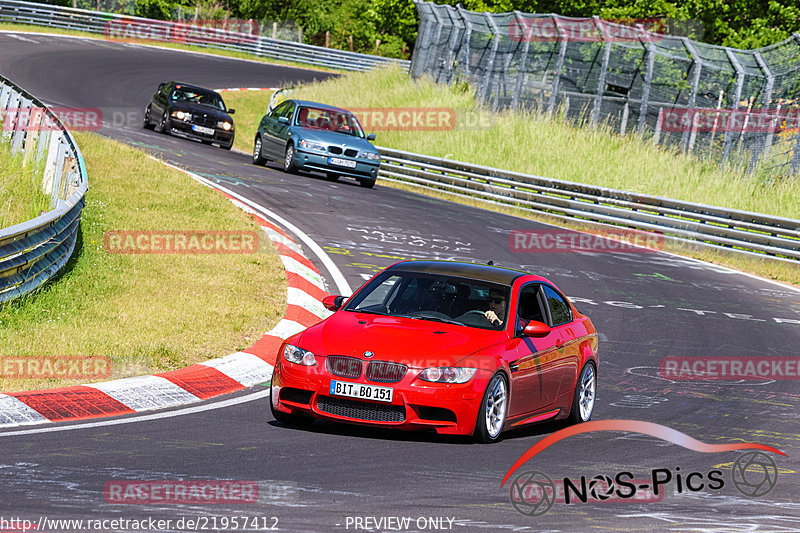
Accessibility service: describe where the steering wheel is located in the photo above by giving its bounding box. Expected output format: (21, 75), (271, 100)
(461, 310), (487, 317)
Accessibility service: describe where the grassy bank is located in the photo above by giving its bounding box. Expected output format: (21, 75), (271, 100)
(0, 148), (50, 228)
(223, 69), (799, 285)
(0, 132), (285, 392)
(225, 66), (800, 219)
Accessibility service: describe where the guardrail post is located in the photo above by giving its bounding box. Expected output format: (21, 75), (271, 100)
(36, 127), (51, 164)
(10, 97), (32, 155)
(42, 130), (63, 196)
(49, 140), (68, 207)
(590, 16), (611, 129)
(1, 89), (20, 142)
(23, 106), (44, 166)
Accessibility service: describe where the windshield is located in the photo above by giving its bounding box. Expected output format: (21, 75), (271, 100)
(295, 106), (364, 137)
(344, 271), (510, 330)
(170, 88), (226, 111)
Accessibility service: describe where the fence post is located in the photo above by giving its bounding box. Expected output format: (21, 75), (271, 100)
(548, 17), (567, 116)
(590, 16), (611, 129)
(637, 42), (655, 134)
(754, 51), (775, 156)
(620, 102), (629, 136)
(791, 129), (800, 176)
(680, 38), (703, 153)
(456, 5), (473, 80)
(479, 12), (501, 105)
(511, 10), (532, 110)
(442, 5), (464, 84)
(653, 107), (663, 145)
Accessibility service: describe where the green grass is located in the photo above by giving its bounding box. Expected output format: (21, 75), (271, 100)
(0, 145), (50, 228)
(0, 22), (340, 73)
(224, 68), (800, 285)
(0, 132), (286, 392)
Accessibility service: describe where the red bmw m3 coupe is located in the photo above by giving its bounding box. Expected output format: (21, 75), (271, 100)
(270, 260), (598, 442)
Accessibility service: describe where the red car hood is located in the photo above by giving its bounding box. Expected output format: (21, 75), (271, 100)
(293, 310), (504, 368)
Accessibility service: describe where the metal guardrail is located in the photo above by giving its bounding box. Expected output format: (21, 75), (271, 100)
(0, 75), (88, 303)
(376, 146), (800, 262)
(0, 0), (410, 72)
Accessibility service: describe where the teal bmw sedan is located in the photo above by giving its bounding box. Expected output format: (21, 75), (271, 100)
(252, 99), (380, 188)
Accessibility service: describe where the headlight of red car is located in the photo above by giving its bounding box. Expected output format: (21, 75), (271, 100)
(283, 344), (317, 366)
(418, 367), (476, 384)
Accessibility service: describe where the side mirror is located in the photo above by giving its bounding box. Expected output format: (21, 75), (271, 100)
(366, 133), (376, 141)
(278, 116), (289, 124)
(322, 295), (345, 311)
(158, 82), (166, 91)
(227, 108), (236, 114)
(523, 320), (551, 337)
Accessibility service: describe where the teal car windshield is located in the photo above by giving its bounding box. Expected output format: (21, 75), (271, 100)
(296, 106), (364, 138)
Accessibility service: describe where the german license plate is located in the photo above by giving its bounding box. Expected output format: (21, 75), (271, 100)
(330, 380), (393, 402)
(192, 125), (215, 135)
(329, 157), (356, 168)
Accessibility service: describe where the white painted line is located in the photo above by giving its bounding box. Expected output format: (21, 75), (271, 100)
(281, 255), (326, 289)
(0, 390), (271, 438)
(287, 287), (331, 319)
(152, 156), (352, 296)
(86, 375), (200, 411)
(201, 352), (274, 387)
(265, 318), (306, 339)
(0, 395), (49, 427)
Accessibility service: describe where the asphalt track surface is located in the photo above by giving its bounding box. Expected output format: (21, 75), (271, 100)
(1, 33), (800, 533)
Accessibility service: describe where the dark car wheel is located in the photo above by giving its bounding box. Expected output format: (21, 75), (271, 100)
(568, 362), (596, 424)
(252, 135), (268, 165)
(359, 178), (376, 189)
(155, 111), (169, 134)
(474, 372), (508, 443)
(143, 105), (154, 130)
(269, 384), (313, 426)
(284, 143), (298, 174)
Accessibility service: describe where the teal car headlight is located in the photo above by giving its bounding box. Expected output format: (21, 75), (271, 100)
(359, 152), (381, 161)
(299, 139), (326, 152)
(283, 344), (317, 366)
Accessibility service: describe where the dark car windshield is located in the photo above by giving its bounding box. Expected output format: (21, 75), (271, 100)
(170, 87), (226, 111)
(343, 270), (510, 330)
(295, 106), (364, 137)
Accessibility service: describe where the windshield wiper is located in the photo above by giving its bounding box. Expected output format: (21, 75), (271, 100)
(405, 314), (464, 326)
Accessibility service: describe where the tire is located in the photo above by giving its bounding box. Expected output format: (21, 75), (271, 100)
(252, 135), (268, 165)
(474, 373), (508, 443)
(283, 143), (298, 174)
(155, 111), (169, 134)
(568, 362), (596, 424)
(359, 178), (376, 189)
(143, 105), (154, 129)
(269, 384), (313, 426)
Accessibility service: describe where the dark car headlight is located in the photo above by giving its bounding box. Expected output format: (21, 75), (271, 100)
(418, 367), (476, 384)
(217, 121), (233, 131)
(359, 152), (381, 161)
(283, 344), (317, 366)
(171, 110), (191, 121)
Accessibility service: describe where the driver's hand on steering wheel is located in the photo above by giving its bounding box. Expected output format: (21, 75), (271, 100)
(484, 310), (502, 326)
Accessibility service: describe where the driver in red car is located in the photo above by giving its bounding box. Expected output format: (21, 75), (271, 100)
(484, 289), (506, 327)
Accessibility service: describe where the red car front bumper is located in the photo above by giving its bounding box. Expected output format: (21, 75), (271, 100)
(271, 355), (494, 436)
